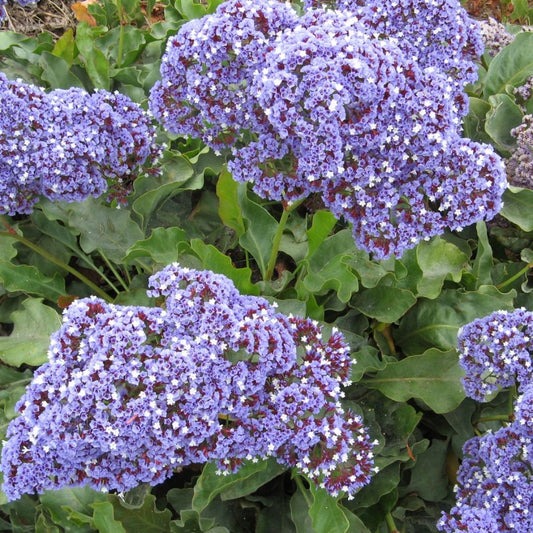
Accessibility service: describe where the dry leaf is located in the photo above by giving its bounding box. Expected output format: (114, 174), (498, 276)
(71, 0), (98, 26)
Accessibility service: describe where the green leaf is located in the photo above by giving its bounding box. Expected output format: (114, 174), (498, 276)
(484, 32), (533, 96)
(189, 239), (259, 295)
(217, 169), (245, 237)
(90, 502), (126, 533)
(485, 93), (523, 150)
(416, 238), (468, 299)
(308, 485), (349, 533)
(125, 227), (188, 265)
(46, 198), (144, 263)
(349, 464), (400, 509)
(290, 488), (316, 533)
(238, 191), (278, 279)
(405, 439), (449, 502)
(364, 348), (465, 413)
(500, 186), (533, 231)
(110, 493), (172, 533)
(299, 230), (361, 303)
(352, 279), (416, 323)
(0, 263), (66, 302)
(0, 298), (61, 367)
(38, 52), (84, 89)
(52, 28), (76, 65)
(193, 460), (278, 514)
(471, 222), (493, 288)
(395, 286), (515, 355)
(175, 0), (209, 19)
(462, 97), (492, 144)
(75, 23), (111, 90)
(40, 487), (108, 533)
(307, 211), (337, 257)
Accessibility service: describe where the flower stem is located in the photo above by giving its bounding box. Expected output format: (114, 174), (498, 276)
(265, 198), (304, 282)
(385, 512), (399, 533)
(99, 250), (129, 293)
(0, 230), (112, 302)
(496, 262), (533, 291)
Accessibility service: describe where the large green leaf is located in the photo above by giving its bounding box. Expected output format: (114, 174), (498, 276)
(192, 460), (280, 514)
(484, 32), (533, 96)
(237, 191), (278, 279)
(352, 279), (416, 323)
(110, 493), (172, 533)
(189, 239), (259, 295)
(395, 286), (515, 355)
(500, 186), (533, 231)
(363, 349), (465, 413)
(39, 487), (108, 533)
(90, 502), (126, 533)
(75, 23), (111, 90)
(415, 238), (468, 299)
(0, 298), (61, 367)
(308, 485), (349, 533)
(0, 263), (66, 302)
(485, 93), (523, 150)
(216, 169), (245, 237)
(124, 227), (188, 266)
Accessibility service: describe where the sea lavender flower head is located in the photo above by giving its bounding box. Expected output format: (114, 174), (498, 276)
(149, 0), (299, 152)
(304, 0), (483, 103)
(151, 0), (506, 258)
(457, 308), (533, 401)
(507, 114), (533, 189)
(0, 74), (161, 215)
(1, 264), (376, 501)
(437, 385), (533, 532)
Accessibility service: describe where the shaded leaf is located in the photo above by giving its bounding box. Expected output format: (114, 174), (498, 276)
(485, 93), (523, 150)
(217, 169), (245, 237)
(110, 493), (172, 533)
(395, 286), (515, 355)
(90, 502), (126, 533)
(363, 349), (465, 413)
(0, 298), (61, 367)
(125, 227), (188, 265)
(500, 186), (533, 231)
(0, 263), (66, 302)
(484, 32), (533, 96)
(308, 485), (349, 533)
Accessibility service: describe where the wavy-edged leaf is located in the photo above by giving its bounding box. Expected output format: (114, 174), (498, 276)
(500, 186), (533, 231)
(0, 298), (61, 367)
(484, 32), (533, 96)
(363, 348), (465, 413)
(395, 286), (515, 355)
(0, 263), (66, 301)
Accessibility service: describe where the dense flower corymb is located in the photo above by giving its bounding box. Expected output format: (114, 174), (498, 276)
(1, 264), (376, 501)
(150, 0), (506, 259)
(437, 387), (533, 532)
(457, 308), (533, 401)
(0, 73), (160, 215)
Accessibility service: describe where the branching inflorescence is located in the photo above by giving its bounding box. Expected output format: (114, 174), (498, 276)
(438, 309), (533, 532)
(0, 73), (161, 215)
(1, 264), (376, 501)
(150, 0), (507, 259)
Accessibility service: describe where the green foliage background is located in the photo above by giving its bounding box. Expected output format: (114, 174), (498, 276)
(0, 1), (532, 531)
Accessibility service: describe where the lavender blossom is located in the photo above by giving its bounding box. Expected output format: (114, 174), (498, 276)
(457, 308), (533, 401)
(1, 264), (376, 501)
(150, 0), (506, 259)
(479, 18), (514, 57)
(437, 386), (533, 532)
(0, 74), (161, 215)
(507, 114), (533, 189)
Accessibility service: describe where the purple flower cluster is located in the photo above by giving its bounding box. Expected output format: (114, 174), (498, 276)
(1, 264), (376, 501)
(438, 309), (533, 531)
(150, 0), (506, 259)
(507, 114), (533, 189)
(0, 73), (160, 215)
(457, 308), (533, 401)
(438, 387), (533, 532)
(479, 18), (514, 57)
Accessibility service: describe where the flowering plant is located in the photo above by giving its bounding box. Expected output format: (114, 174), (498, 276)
(0, 0), (532, 531)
